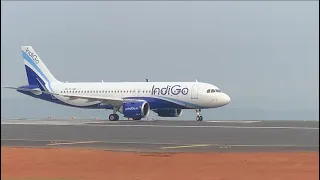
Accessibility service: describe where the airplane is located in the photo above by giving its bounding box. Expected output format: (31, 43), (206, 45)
(3, 46), (231, 121)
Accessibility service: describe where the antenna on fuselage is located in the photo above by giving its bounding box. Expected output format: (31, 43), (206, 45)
(146, 79), (149, 82)
(196, 79), (198, 82)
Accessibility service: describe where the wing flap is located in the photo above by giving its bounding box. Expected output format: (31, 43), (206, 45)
(58, 94), (125, 107)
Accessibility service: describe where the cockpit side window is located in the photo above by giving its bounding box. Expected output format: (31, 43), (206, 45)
(207, 89), (211, 93)
(216, 89), (221, 92)
(211, 89), (215, 93)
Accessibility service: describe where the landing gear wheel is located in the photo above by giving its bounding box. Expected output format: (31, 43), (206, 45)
(196, 109), (203, 121)
(196, 116), (203, 121)
(109, 114), (119, 121)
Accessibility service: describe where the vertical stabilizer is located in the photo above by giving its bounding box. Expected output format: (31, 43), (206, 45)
(21, 46), (60, 91)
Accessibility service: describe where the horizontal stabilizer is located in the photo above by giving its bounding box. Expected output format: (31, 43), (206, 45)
(3, 86), (39, 92)
(2, 86), (19, 90)
(2, 86), (59, 95)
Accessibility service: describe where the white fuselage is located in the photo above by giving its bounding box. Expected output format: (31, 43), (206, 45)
(47, 81), (231, 110)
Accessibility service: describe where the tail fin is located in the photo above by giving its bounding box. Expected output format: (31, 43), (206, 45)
(22, 46), (60, 90)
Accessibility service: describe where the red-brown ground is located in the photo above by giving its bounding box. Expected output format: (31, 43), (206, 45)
(1, 147), (319, 180)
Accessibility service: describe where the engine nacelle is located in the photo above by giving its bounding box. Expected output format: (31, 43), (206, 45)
(155, 109), (183, 117)
(119, 101), (150, 119)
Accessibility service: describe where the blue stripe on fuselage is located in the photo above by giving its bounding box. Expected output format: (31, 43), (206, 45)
(124, 97), (189, 109)
(125, 96), (205, 109)
(154, 96), (205, 109)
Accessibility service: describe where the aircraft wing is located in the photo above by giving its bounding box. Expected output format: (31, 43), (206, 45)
(3, 86), (136, 108)
(57, 93), (126, 107)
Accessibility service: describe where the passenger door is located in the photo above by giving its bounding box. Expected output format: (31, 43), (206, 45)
(191, 84), (199, 99)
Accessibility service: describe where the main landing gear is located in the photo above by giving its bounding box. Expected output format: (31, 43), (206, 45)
(196, 109), (203, 121)
(109, 114), (119, 121)
(109, 108), (120, 121)
(109, 114), (142, 121)
(108, 107), (142, 121)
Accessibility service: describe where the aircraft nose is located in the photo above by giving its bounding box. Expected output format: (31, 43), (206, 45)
(221, 93), (231, 105)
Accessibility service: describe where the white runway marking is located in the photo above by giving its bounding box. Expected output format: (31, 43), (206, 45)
(161, 144), (319, 149)
(82, 124), (319, 130)
(161, 144), (213, 149)
(47, 141), (100, 146)
(1, 120), (318, 130)
(3, 139), (317, 149)
(227, 144), (319, 147)
(0, 138), (184, 145)
(205, 121), (261, 123)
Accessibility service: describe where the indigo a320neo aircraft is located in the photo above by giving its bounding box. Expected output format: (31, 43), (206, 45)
(4, 46), (231, 121)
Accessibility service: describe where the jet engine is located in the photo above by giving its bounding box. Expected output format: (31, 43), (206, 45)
(119, 101), (150, 120)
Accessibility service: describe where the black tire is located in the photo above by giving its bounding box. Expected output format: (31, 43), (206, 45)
(109, 114), (119, 121)
(114, 114), (119, 121)
(196, 116), (203, 121)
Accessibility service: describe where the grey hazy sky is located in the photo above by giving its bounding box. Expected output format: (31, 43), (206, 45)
(1, 1), (319, 119)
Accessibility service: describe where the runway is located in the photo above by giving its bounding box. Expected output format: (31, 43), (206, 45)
(1, 119), (319, 152)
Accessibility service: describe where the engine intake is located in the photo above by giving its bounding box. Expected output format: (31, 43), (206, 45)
(120, 101), (150, 119)
(155, 109), (183, 117)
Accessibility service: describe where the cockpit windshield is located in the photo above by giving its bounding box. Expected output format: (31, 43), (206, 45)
(207, 89), (222, 93)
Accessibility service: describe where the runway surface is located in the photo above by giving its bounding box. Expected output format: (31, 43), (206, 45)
(1, 119), (319, 152)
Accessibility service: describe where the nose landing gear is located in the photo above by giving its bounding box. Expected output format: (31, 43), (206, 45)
(196, 109), (203, 121)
